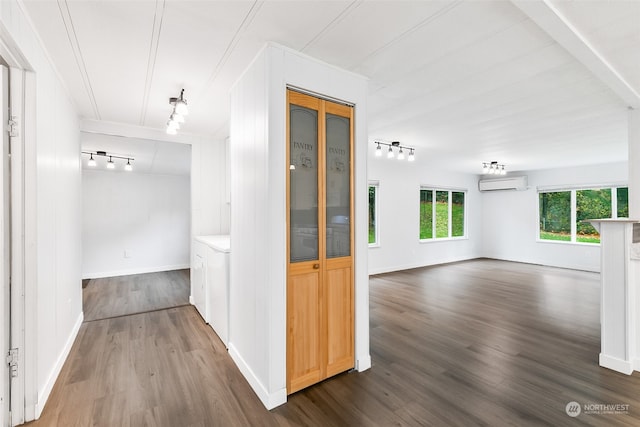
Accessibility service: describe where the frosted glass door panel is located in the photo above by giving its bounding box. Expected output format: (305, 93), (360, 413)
(325, 113), (350, 259)
(290, 104), (319, 262)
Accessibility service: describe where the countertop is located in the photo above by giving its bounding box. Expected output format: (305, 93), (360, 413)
(195, 235), (230, 253)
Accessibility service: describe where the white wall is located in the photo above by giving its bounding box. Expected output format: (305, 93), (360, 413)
(191, 138), (229, 237)
(82, 170), (190, 278)
(481, 162), (628, 272)
(630, 109), (640, 218)
(0, 1), (82, 421)
(229, 43), (370, 409)
(190, 138), (229, 308)
(368, 150), (483, 275)
(36, 80), (81, 417)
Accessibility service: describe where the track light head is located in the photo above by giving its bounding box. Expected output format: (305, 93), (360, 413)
(167, 119), (180, 130)
(170, 111), (184, 124)
(169, 88), (188, 116)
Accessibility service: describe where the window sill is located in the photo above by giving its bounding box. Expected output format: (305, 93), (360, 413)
(368, 243), (381, 248)
(419, 236), (468, 244)
(536, 239), (600, 246)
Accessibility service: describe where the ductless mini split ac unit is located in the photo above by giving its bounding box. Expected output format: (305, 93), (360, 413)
(478, 175), (528, 192)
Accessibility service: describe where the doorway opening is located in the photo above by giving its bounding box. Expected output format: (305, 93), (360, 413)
(80, 134), (192, 321)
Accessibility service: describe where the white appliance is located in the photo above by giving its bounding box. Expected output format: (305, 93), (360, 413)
(478, 175), (528, 191)
(193, 235), (230, 347)
(192, 248), (206, 319)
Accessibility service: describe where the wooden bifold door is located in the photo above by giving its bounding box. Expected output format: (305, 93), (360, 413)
(286, 89), (354, 394)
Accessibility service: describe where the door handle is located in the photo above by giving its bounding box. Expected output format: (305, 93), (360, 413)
(313, 263), (320, 269)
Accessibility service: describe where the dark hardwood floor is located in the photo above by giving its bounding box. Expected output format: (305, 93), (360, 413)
(83, 269), (190, 321)
(28, 259), (640, 426)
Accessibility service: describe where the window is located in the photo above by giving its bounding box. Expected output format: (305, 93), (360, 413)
(576, 189), (611, 243)
(368, 183), (379, 246)
(617, 187), (629, 218)
(539, 191), (571, 241)
(539, 186), (627, 244)
(452, 191), (465, 237)
(435, 191), (449, 238)
(419, 190), (433, 239)
(420, 188), (466, 240)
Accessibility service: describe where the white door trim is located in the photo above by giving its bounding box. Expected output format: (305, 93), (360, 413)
(0, 63), (9, 427)
(0, 26), (34, 426)
(9, 65), (25, 427)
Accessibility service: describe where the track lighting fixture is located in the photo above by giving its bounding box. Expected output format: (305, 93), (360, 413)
(482, 161), (506, 175)
(82, 151), (134, 171)
(373, 141), (416, 162)
(167, 88), (188, 134)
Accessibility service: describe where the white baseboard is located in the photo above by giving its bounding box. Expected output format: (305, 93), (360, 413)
(82, 263), (190, 280)
(35, 311), (84, 418)
(481, 253), (600, 273)
(356, 354), (372, 372)
(368, 255), (478, 276)
(228, 342), (287, 410)
(600, 353), (633, 375)
(189, 295), (194, 305)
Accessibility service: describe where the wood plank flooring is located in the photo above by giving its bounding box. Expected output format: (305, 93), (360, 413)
(28, 259), (640, 426)
(83, 269), (190, 321)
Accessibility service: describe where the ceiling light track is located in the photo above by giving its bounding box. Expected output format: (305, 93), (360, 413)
(82, 151), (134, 171)
(374, 141), (415, 161)
(167, 88), (189, 135)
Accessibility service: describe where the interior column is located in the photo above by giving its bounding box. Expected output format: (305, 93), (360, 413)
(629, 108), (640, 217)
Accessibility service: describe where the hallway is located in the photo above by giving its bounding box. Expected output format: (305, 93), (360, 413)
(83, 269), (190, 321)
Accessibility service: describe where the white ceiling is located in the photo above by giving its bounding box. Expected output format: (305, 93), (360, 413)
(22, 0), (640, 174)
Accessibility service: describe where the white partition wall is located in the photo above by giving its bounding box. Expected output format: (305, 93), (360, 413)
(588, 219), (640, 374)
(229, 43), (369, 409)
(629, 109), (640, 217)
(0, 1), (84, 422)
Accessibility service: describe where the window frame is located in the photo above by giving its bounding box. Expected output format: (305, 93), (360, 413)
(537, 185), (627, 245)
(368, 181), (380, 248)
(419, 186), (467, 242)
